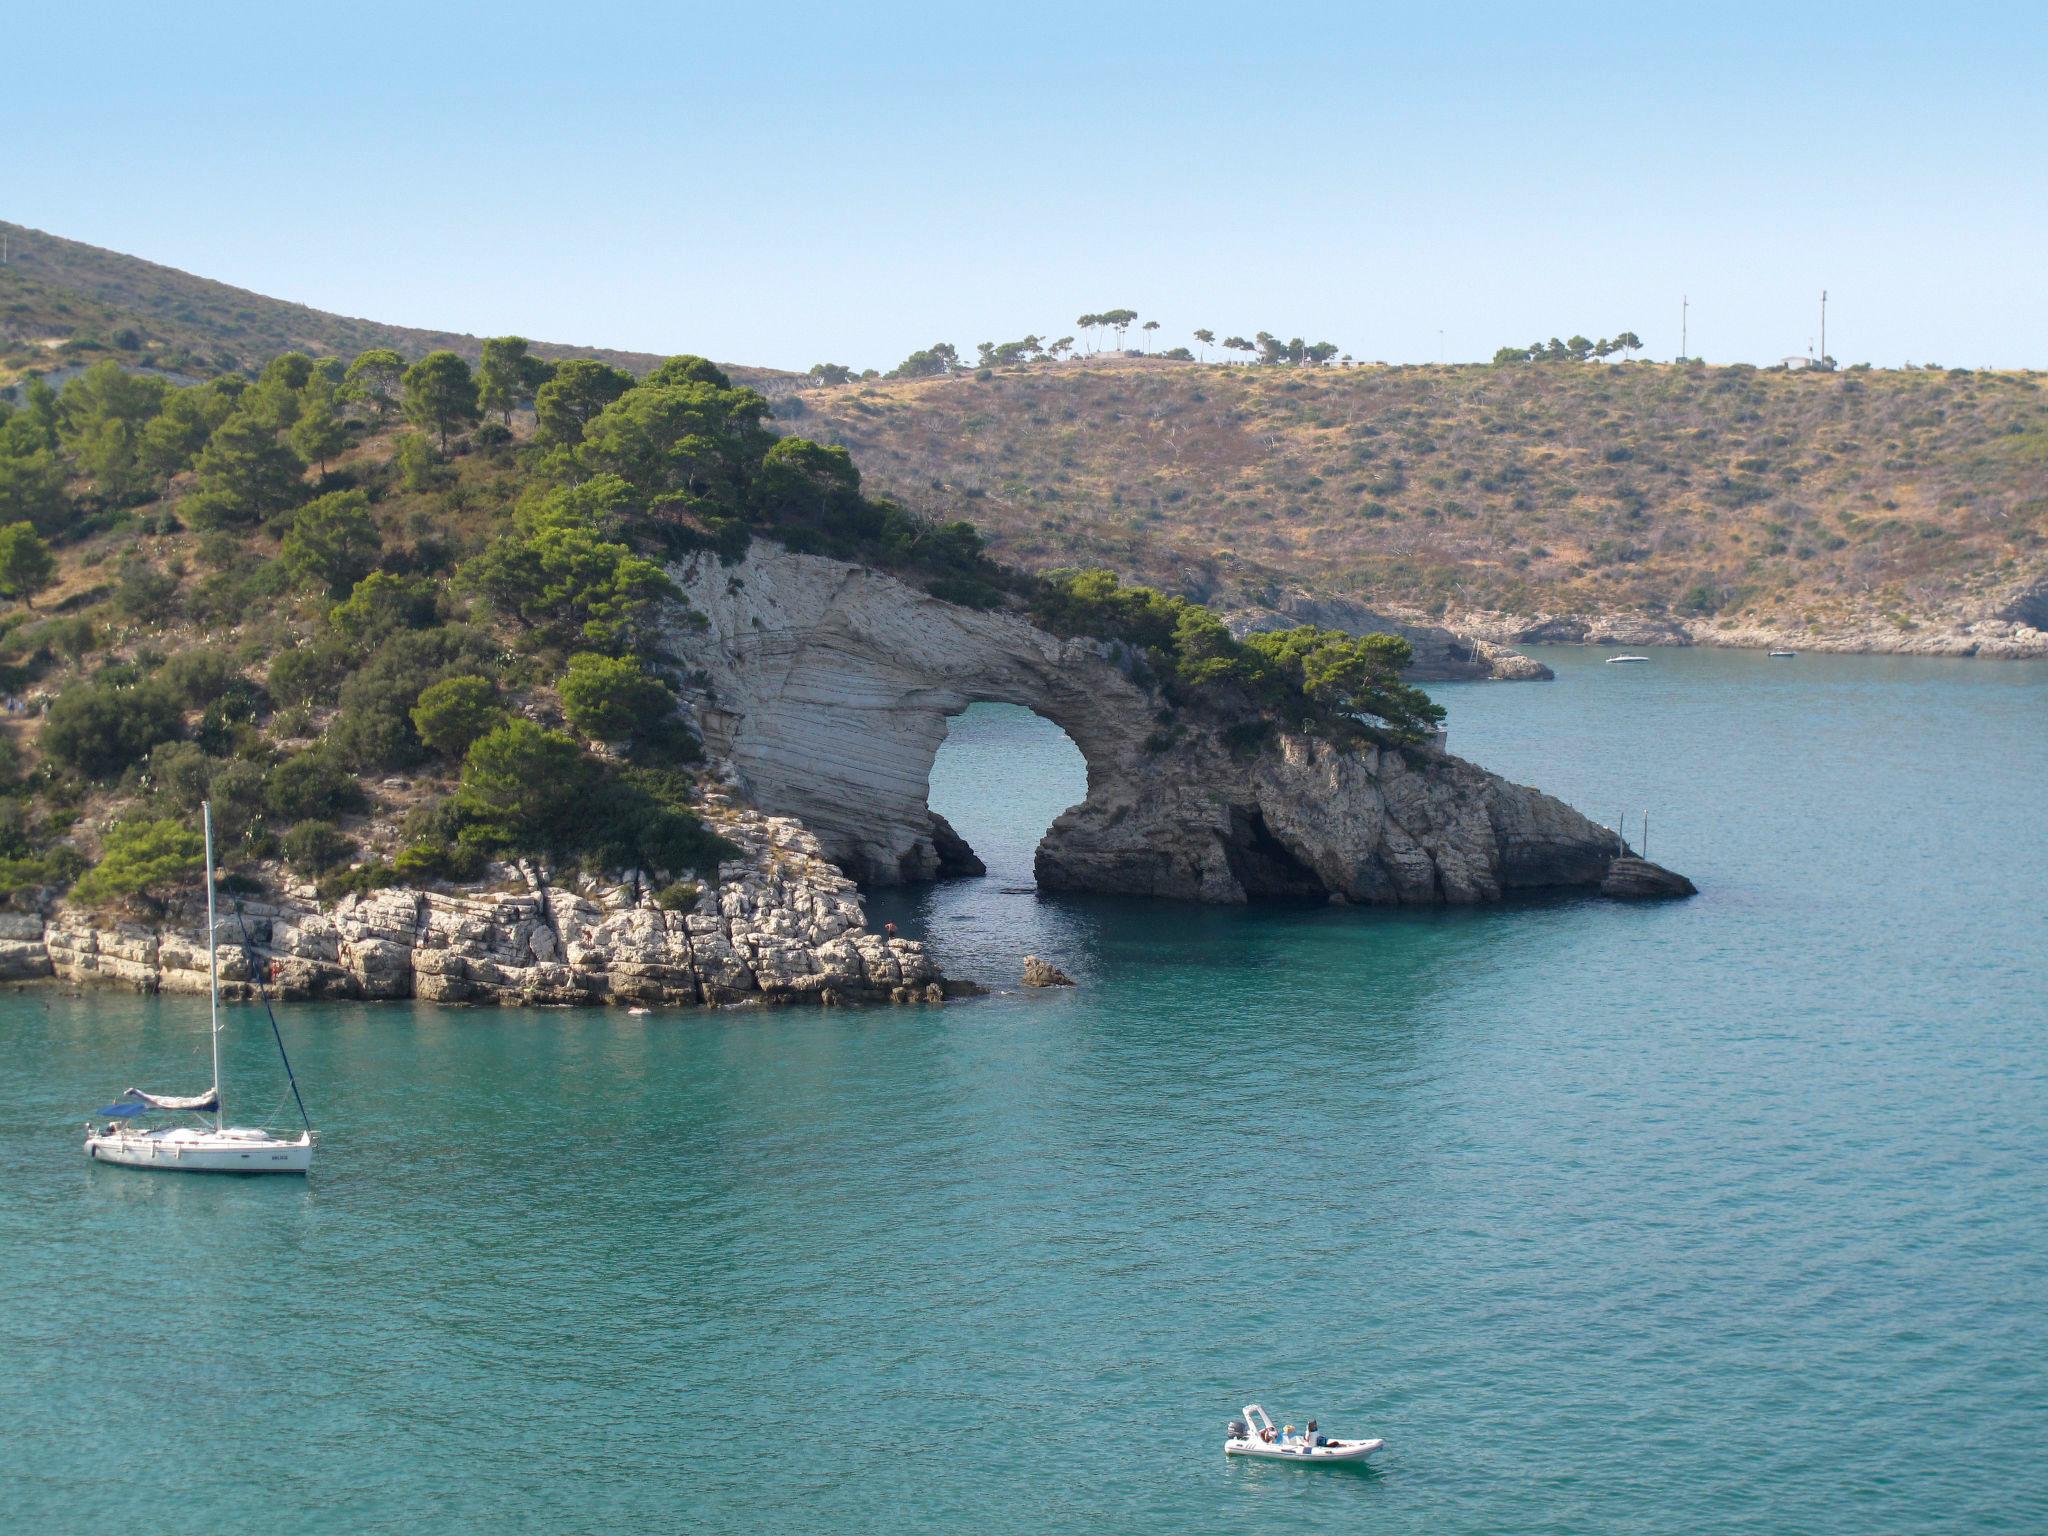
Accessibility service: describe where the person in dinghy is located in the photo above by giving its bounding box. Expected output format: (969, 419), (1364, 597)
(1224, 1404), (1383, 1464)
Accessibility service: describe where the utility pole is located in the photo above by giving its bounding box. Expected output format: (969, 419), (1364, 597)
(1680, 295), (1688, 361)
(1820, 289), (1827, 366)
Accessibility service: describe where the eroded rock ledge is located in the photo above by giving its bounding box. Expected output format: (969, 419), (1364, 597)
(673, 544), (1688, 904)
(0, 792), (944, 1006)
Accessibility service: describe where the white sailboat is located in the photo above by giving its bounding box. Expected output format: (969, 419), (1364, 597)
(83, 802), (313, 1175)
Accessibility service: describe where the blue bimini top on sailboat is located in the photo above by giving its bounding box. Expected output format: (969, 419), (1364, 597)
(97, 1100), (154, 1117)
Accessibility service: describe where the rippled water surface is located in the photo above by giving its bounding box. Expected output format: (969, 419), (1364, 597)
(3, 647), (2044, 1533)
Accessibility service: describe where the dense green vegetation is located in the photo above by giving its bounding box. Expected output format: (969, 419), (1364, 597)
(1033, 569), (1443, 742)
(0, 344), (843, 908)
(0, 329), (1461, 911)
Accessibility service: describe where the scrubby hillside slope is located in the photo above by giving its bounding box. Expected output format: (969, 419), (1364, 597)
(776, 357), (2048, 652)
(0, 220), (769, 388)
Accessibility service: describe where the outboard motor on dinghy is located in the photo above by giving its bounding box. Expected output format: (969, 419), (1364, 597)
(1228, 1418), (1248, 1440)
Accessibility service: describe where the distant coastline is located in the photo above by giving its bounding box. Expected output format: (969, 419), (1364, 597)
(1453, 609), (2048, 661)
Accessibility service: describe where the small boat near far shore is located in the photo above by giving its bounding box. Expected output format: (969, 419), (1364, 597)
(1605, 654), (1650, 664)
(1769, 650), (1798, 658)
(1225, 1404), (1383, 1464)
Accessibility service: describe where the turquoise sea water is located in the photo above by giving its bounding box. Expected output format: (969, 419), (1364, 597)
(3, 647), (2044, 1533)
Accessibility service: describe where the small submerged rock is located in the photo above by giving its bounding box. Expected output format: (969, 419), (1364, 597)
(1021, 955), (1076, 988)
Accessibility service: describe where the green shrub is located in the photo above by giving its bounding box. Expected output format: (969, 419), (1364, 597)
(453, 721), (593, 852)
(281, 819), (354, 874)
(316, 860), (402, 901)
(31, 615), (97, 661)
(394, 432), (441, 492)
(161, 649), (245, 708)
(280, 489), (381, 595)
(653, 880), (701, 911)
(264, 750), (362, 821)
(409, 675), (505, 759)
(559, 652), (672, 741)
(462, 507), (678, 653)
(330, 571), (438, 646)
(146, 744), (268, 844)
(328, 625), (499, 770)
(391, 838), (485, 884)
(0, 522), (57, 606)
(0, 844), (87, 906)
(114, 555), (181, 621)
(1033, 568), (1442, 740)
(267, 637), (356, 705)
(41, 673), (183, 779)
(71, 818), (204, 907)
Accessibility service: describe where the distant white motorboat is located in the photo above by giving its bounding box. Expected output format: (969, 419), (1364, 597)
(1769, 650), (1797, 658)
(1605, 654), (1650, 664)
(83, 802), (314, 1176)
(1225, 1404), (1383, 1464)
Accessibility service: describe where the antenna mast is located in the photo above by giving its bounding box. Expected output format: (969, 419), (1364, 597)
(203, 801), (222, 1132)
(1820, 289), (1828, 366)
(1680, 295), (1689, 361)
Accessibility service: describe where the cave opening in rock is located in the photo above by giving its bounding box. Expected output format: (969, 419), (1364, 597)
(924, 703), (1089, 887)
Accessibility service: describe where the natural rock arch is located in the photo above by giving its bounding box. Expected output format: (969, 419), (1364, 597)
(673, 547), (1147, 885)
(670, 547), (1688, 904)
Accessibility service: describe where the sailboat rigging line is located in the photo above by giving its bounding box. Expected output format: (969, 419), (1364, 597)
(230, 900), (312, 1133)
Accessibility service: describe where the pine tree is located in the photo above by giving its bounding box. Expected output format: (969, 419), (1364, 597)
(188, 408), (305, 527)
(0, 521), (57, 608)
(289, 375), (348, 476)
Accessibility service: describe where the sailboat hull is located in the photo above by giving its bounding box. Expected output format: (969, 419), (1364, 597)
(85, 1128), (311, 1174)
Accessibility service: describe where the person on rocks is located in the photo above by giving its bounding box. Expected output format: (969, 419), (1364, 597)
(884, 922), (898, 938)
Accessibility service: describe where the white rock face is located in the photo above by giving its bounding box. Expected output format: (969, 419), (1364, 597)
(673, 546), (1150, 884)
(672, 545), (1669, 904)
(30, 797), (942, 1008)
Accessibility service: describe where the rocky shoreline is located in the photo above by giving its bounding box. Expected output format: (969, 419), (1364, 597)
(1454, 607), (2048, 660)
(4, 545), (1705, 1012)
(0, 788), (947, 1009)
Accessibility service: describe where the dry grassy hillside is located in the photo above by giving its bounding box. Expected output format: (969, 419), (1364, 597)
(0, 221), (772, 389)
(775, 357), (2048, 644)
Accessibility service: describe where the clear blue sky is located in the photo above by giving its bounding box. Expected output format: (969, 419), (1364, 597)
(10, 1), (2043, 370)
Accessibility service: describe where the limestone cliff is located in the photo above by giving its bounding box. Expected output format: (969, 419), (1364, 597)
(2, 789), (945, 1006)
(670, 545), (1684, 903)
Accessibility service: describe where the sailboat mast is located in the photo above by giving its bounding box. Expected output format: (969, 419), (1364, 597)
(203, 800), (222, 1133)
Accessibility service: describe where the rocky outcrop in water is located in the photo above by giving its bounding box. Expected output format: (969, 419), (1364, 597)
(1035, 725), (1683, 904)
(1600, 857), (1700, 900)
(672, 545), (1687, 904)
(13, 792), (944, 1007)
(1021, 956), (1075, 987)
